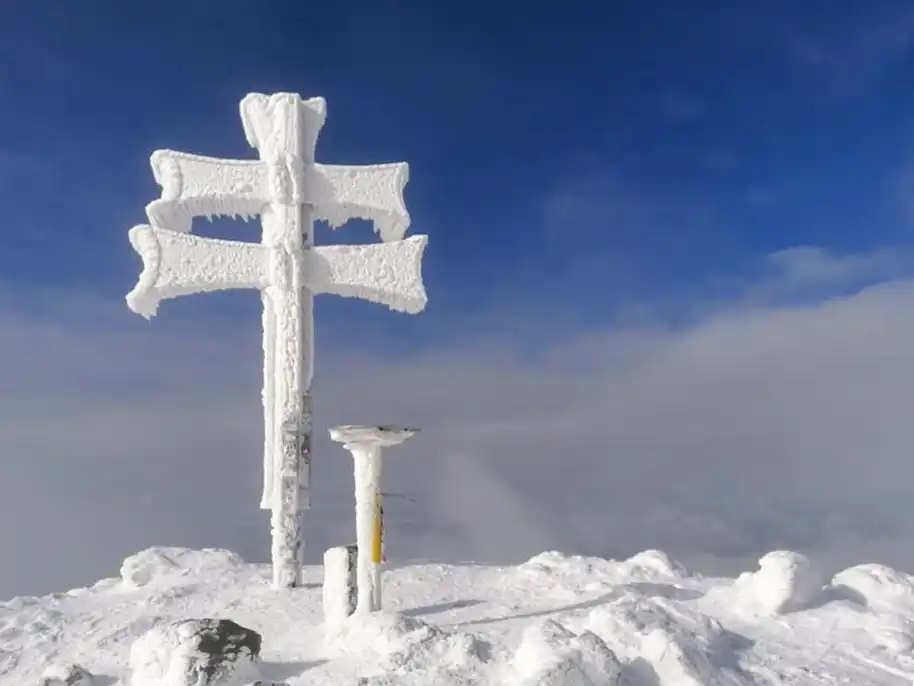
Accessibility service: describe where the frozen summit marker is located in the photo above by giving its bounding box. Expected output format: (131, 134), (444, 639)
(328, 425), (418, 614)
(123, 93), (428, 589)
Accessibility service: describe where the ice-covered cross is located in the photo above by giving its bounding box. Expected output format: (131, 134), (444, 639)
(124, 93), (428, 589)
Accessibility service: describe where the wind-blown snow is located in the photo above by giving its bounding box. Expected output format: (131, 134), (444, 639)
(4, 545), (914, 685)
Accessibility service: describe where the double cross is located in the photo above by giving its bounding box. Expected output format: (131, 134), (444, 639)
(124, 93), (428, 588)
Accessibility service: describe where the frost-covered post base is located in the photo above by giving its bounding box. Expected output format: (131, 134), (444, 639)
(329, 425), (418, 613)
(322, 545), (358, 626)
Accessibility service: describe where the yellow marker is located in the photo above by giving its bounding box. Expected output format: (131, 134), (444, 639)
(371, 492), (383, 564)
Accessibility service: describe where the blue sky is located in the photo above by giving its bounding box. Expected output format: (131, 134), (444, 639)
(4, 0), (914, 333)
(7, 1), (914, 598)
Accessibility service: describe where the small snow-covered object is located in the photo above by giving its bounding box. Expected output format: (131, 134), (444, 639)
(731, 550), (824, 615)
(329, 425), (420, 614)
(120, 547), (246, 588)
(619, 549), (688, 580)
(832, 563), (914, 612)
(512, 619), (622, 686)
(38, 663), (96, 686)
(323, 545), (358, 627)
(129, 618), (261, 686)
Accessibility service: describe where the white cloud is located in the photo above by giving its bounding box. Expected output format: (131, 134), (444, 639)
(737, 246), (914, 305)
(4, 272), (914, 598)
(767, 245), (886, 283)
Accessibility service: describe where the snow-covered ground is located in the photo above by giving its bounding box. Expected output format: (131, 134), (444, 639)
(4, 545), (914, 685)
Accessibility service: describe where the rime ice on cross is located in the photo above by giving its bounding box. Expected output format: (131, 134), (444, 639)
(124, 93), (428, 589)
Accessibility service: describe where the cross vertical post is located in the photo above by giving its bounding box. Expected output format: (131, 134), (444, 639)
(250, 94), (318, 588)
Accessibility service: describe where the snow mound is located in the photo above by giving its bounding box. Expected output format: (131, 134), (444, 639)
(519, 551), (607, 576)
(509, 619), (622, 686)
(724, 551), (824, 616)
(617, 550), (688, 581)
(120, 547), (246, 588)
(516, 549), (687, 595)
(129, 618), (260, 686)
(832, 563), (914, 613)
(326, 611), (492, 684)
(579, 593), (752, 686)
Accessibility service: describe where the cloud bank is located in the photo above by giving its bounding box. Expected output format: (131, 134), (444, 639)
(3, 266), (914, 599)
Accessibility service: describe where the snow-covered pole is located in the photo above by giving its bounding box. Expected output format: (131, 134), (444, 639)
(239, 93), (319, 588)
(123, 92), (427, 590)
(329, 425), (418, 613)
(322, 544), (358, 626)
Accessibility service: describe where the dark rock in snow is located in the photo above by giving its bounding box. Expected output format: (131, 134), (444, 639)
(38, 663), (97, 685)
(129, 618), (261, 686)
